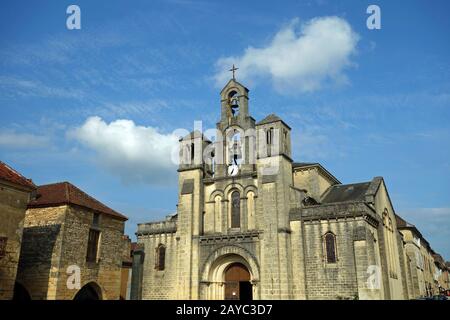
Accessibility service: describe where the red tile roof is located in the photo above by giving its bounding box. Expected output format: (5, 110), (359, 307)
(28, 182), (127, 221)
(0, 161), (36, 189)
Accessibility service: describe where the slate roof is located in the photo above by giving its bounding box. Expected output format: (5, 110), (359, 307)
(220, 79), (249, 94)
(180, 130), (211, 143)
(321, 182), (372, 204)
(28, 182), (127, 221)
(256, 114), (282, 125)
(256, 113), (291, 129)
(292, 162), (317, 168)
(0, 161), (36, 189)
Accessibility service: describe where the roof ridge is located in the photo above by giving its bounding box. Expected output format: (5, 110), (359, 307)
(37, 181), (68, 187)
(29, 181), (127, 221)
(0, 160), (36, 188)
(331, 181), (371, 188)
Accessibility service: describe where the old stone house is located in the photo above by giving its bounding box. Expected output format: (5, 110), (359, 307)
(432, 253), (447, 294)
(396, 212), (450, 298)
(16, 181), (128, 300)
(120, 235), (133, 300)
(0, 161), (36, 300)
(395, 214), (428, 298)
(133, 78), (416, 300)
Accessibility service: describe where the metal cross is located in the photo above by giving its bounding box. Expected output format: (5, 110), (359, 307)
(229, 64), (239, 80)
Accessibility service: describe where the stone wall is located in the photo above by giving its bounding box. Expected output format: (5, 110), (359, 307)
(0, 182), (33, 300)
(138, 232), (178, 299)
(299, 217), (381, 300)
(16, 205), (125, 300)
(293, 166), (335, 201)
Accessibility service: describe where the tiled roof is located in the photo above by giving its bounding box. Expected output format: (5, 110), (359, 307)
(321, 182), (372, 204)
(28, 182), (127, 221)
(0, 161), (36, 189)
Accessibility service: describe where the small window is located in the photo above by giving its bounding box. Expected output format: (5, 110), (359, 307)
(228, 91), (239, 116)
(231, 191), (240, 228)
(0, 237), (7, 259)
(191, 143), (195, 161)
(324, 232), (337, 263)
(155, 245), (166, 271)
(266, 128), (274, 145)
(93, 213), (100, 227)
(86, 229), (100, 263)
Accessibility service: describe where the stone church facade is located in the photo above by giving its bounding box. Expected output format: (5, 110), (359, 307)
(135, 79), (409, 300)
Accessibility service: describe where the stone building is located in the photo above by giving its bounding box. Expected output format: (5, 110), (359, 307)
(395, 214), (428, 298)
(0, 161), (36, 300)
(16, 181), (128, 300)
(134, 79), (414, 300)
(120, 235), (133, 300)
(395, 213), (450, 298)
(432, 253), (447, 294)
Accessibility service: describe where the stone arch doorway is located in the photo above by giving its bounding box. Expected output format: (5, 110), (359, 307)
(200, 246), (260, 300)
(13, 282), (31, 300)
(73, 282), (102, 300)
(224, 263), (252, 300)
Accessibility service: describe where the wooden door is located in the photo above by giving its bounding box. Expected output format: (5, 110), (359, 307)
(224, 263), (251, 300)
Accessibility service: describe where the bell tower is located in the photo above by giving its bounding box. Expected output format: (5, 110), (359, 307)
(219, 80), (250, 127)
(215, 69), (256, 178)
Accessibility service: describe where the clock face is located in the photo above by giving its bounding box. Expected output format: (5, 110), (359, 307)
(228, 164), (239, 176)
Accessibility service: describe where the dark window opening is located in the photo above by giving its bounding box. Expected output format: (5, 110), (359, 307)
(325, 232), (337, 263)
(231, 191), (241, 228)
(86, 229), (100, 263)
(228, 91), (239, 117)
(155, 245), (166, 271)
(93, 213), (100, 227)
(266, 128), (274, 145)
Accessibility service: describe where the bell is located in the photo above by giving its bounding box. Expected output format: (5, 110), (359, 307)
(230, 96), (239, 107)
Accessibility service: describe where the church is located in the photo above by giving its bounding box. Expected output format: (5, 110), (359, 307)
(133, 74), (409, 300)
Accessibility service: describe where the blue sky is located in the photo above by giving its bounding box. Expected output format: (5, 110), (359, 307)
(1, 0), (449, 259)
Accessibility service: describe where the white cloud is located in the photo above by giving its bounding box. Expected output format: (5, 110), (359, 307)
(0, 131), (50, 149)
(69, 116), (180, 186)
(214, 16), (359, 93)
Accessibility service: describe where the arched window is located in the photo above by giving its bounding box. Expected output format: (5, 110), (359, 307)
(214, 195), (222, 233)
(228, 131), (242, 166)
(231, 191), (240, 228)
(247, 191), (255, 230)
(155, 244), (166, 271)
(266, 128), (273, 145)
(228, 91), (239, 116)
(324, 232), (337, 263)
